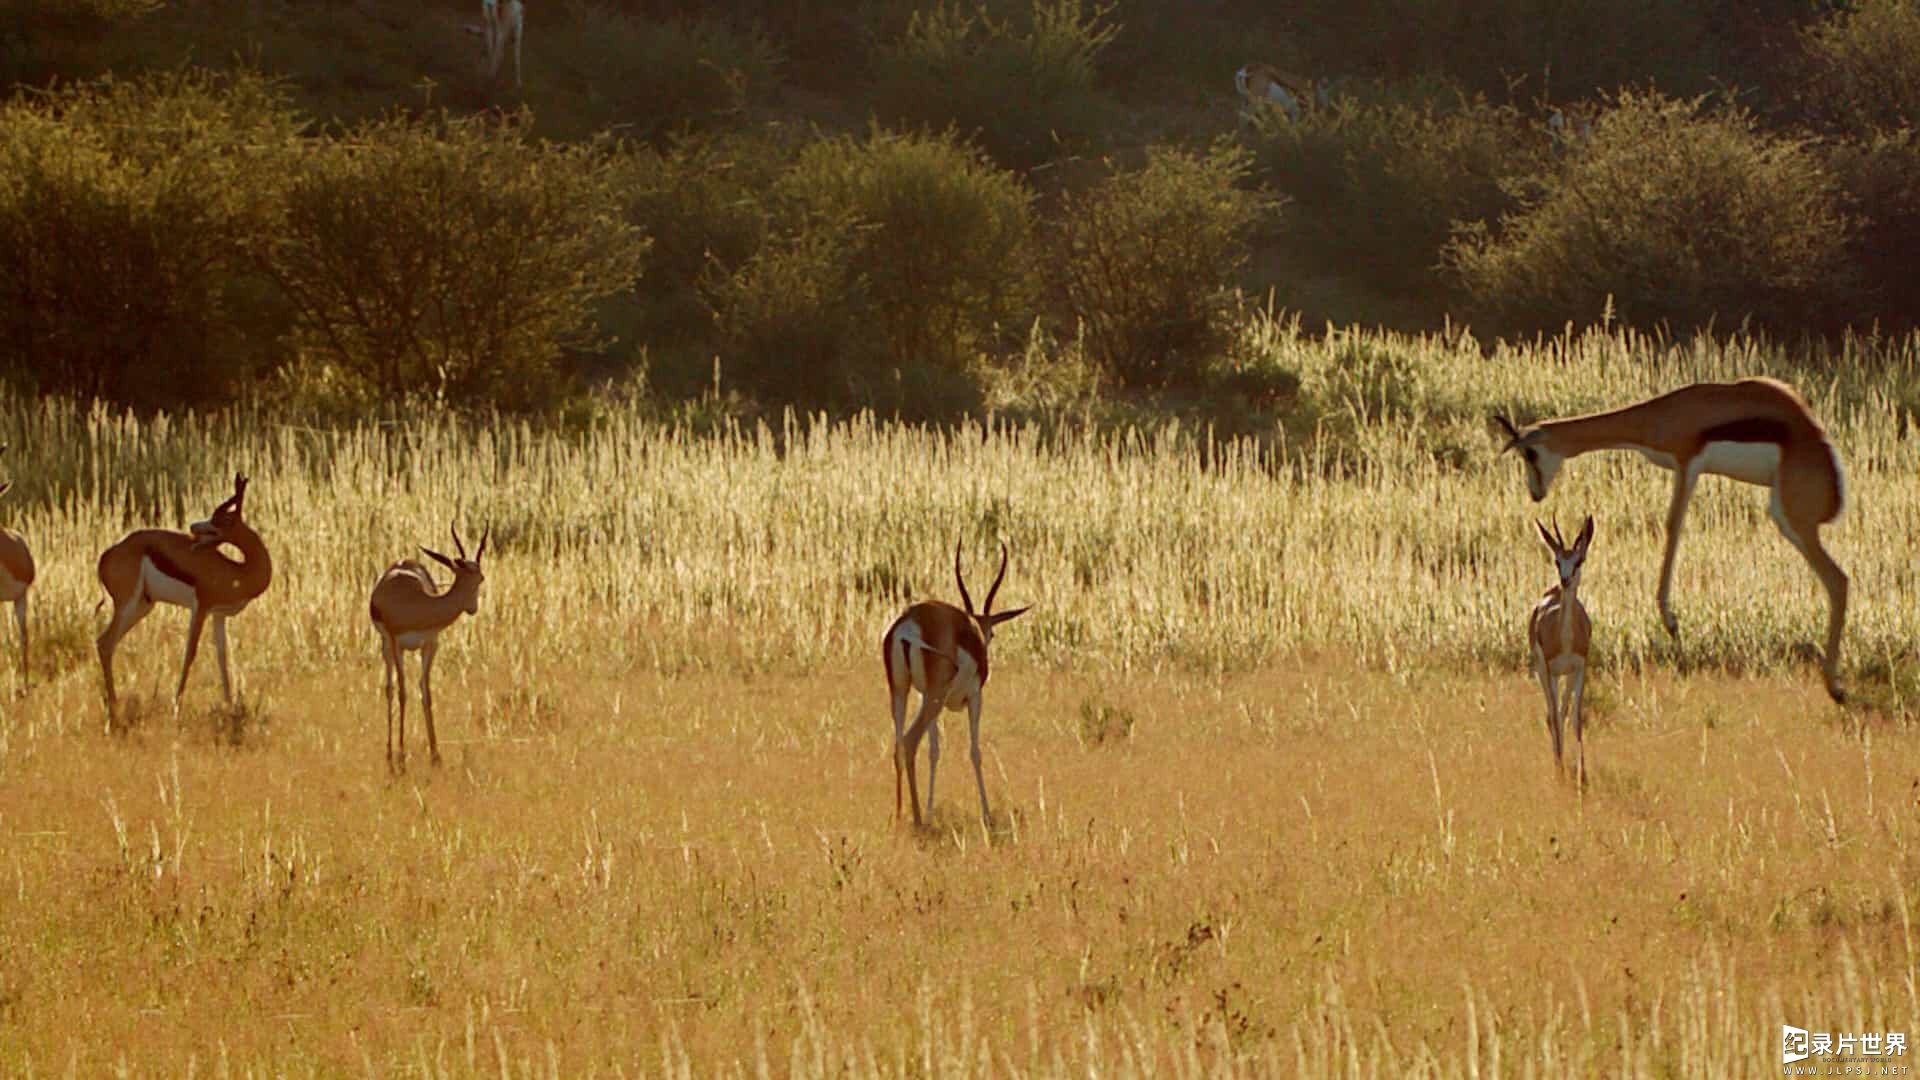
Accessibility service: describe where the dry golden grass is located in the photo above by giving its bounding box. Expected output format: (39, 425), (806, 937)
(1, 324), (1919, 1073)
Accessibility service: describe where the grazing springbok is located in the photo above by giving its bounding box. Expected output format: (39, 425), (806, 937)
(1236, 62), (1327, 122)
(1529, 516), (1594, 786)
(96, 474), (272, 713)
(1494, 378), (1848, 701)
(369, 522), (488, 769)
(882, 541), (1031, 827)
(0, 445), (33, 682)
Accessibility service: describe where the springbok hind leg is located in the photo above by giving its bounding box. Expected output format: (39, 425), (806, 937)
(1656, 465), (1700, 638)
(1802, 528), (1849, 704)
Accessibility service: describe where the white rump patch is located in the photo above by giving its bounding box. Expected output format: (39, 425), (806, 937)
(0, 573), (23, 602)
(1693, 440), (1780, 487)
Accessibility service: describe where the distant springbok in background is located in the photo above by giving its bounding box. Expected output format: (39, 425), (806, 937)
(1236, 62), (1327, 122)
(370, 522), (488, 770)
(1528, 516), (1594, 787)
(882, 542), (1031, 827)
(0, 445), (33, 683)
(475, 0), (523, 88)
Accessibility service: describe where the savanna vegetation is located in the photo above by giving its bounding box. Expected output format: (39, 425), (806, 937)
(6, 0), (1920, 1074)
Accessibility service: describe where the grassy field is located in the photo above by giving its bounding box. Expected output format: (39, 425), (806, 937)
(2, 323), (1920, 1072)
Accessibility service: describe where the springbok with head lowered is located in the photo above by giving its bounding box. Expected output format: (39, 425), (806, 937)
(96, 474), (272, 713)
(882, 542), (1031, 827)
(1494, 378), (1849, 702)
(370, 522), (488, 770)
(1529, 516), (1594, 786)
(0, 445), (33, 682)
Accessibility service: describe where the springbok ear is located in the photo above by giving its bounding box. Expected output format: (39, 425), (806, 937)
(0, 481), (11, 499)
(1534, 519), (1558, 552)
(1575, 515), (1595, 551)
(421, 547), (457, 571)
(986, 605), (1030, 627)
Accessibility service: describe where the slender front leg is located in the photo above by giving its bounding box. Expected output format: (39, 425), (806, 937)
(1568, 662), (1588, 790)
(12, 596), (25, 686)
(1533, 648), (1562, 770)
(420, 641), (441, 765)
(966, 692), (992, 827)
(1657, 464), (1699, 637)
(212, 615), (232, 703)
(381, 636), (397, 767)
(395, 648), (409, 771)
(176, 605), (210, 700)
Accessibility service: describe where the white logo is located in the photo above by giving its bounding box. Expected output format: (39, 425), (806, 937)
(1784, 1025), (1810, 1065)
(1783, 1024), (1908, 1069)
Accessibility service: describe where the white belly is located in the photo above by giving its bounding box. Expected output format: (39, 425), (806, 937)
(390, 629), (437, 652)
(140, 558), (197, 609)
(1628, 444), (1679, 470)
(1694, 440), (1781, 487)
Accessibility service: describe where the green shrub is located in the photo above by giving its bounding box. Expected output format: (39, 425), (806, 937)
(1800, 1), (1920, 134)
(1826, 128), (1920, 330)
(1056, 144), (1273, 389)
(604, 130), (792, 397)
(1251, 86), (1542, 300)
(872, 0), (1117, 170)
(534, 9), (781, 142)
(0, 70), (300, 407)
(257, 112), (647, 412)
(708, 128), (1037, 417)
(1446, 91), (1852, 337)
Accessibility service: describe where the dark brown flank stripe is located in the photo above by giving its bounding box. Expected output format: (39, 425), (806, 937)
(1699, 416), (1792, 444)
(959, 627), (988, 684)
(145, 546), (199, 589)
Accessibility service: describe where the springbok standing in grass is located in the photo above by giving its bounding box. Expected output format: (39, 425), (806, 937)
(0, 445), (33, 682)
(1493, 377), (1850, 701)
(481, 0), (524, 88)
(1529, 516), (1594, 786)
(96, 474), (272, 714)
(882, 542), (1030, 827)
(1236, 62), (1327, 122)
(370, 522), (488, 770)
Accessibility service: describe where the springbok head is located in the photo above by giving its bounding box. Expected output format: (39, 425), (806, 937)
(422, 519), (490, 614)
(955, 541), (1029, 645)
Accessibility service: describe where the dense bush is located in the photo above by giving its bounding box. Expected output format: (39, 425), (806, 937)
(1826, 129), (1920, 330)
(1056, 145), (1273, 389)
(871, 0), (1116, 170)
(534, 9), (780, 142)
(1799, 1), (1920, 135)
(1252, 87), (1542, 301)
(0, 70), (299, 407)
(1446, 92), (1852, 336)
(257, 112), (646, 412)
(612, 130), (792, 394)
(709, 128), (1036, 416)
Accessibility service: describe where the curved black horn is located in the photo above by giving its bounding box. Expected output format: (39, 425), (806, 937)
(1490, 415), (1522, 453)
(477, 522), (490, 560)
(954, 540), (975, 615)
(984, 542), (1009, 615)
(450, 518), (468, 559)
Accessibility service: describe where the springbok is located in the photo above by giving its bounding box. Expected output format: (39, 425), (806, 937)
(0, 445), (33, 682)
(882, 542), (1030, 827)
(96, 474), (272, 713)
(1494, 377), (1849, 701)
(1236, 62), (1327, 122)
(1529, 517), (1594, 786)
(369, 522), (488, 769)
